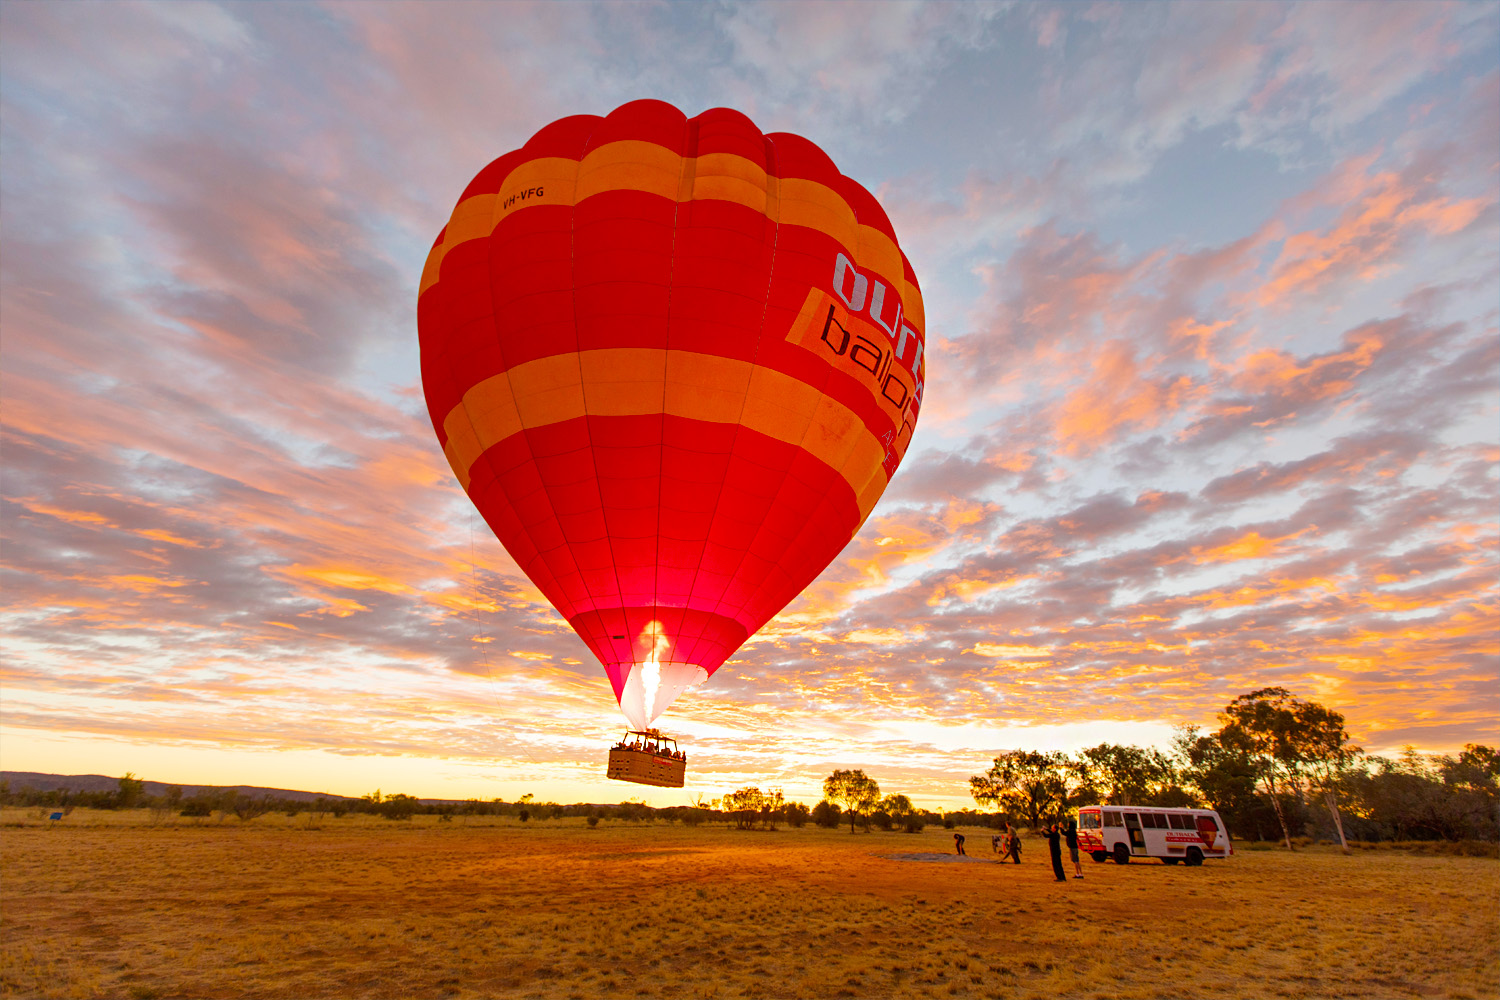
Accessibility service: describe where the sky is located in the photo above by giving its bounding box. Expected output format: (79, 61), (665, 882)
(1, 1), (1497, 810)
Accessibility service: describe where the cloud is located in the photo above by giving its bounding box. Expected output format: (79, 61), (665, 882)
(0, 2), (1495, 803)
(715, 0), (1005, 129)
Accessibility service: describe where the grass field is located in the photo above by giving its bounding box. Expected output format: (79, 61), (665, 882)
(2, 810), (1495, 999)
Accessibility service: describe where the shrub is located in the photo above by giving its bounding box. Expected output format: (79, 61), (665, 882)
(586, 816), (600, 828)
(518, 810), (530, 823)
(904, 815), (925, 833)
(381, 794), (419, 821)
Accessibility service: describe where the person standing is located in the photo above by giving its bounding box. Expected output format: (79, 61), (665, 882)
(1045, 821), (1066, 882)
(953, 832), (967, 855)
(1003, 823), (1022, 865)
(1064, 816), (1083, 878)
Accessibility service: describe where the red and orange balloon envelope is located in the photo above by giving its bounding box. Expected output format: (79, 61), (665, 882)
(420, 100), (926, 730)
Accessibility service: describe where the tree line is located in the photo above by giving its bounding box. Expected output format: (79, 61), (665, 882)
(9, 687), (1489, 846)
(3, 773), (977, 833)
(968, 687), (1498, 848)
(0, 780), (731, 825)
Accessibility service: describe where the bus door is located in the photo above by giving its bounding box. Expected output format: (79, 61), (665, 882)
(1124, 812), (1147, 855)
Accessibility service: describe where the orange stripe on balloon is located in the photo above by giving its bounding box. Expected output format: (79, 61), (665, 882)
(418, 141), (925, 336)
(441, 349), (892, 533)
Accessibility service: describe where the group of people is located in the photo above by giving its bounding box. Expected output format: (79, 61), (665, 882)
(614, 737), (685, 761)
(967, 818), (1083, 880)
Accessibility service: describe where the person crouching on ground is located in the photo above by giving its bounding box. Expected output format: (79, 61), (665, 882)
(1003, 824), (1022, 864)
(1045, 820), (1066, 882)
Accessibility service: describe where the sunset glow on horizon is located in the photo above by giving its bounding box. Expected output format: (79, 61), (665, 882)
(2, 2), (1496, 810)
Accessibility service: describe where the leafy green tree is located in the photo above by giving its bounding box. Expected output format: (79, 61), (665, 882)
(151, 785), (183, 826)
(722, 787), (765, 830)
(1343, 745), (1500, 842)
(1076, 744), (1176, 805)
(116, 773), (145, 810)
(823, 770), (880, 833)
(382, 793), (420, 821)
(969, 750), (1070, 829)
(762, 788), (784, 831)
(880, 794), (915, 820)
(1290, 700), (1362, 852)
(233, 795), (272, 823)
(1220, 687), (1307, 849)
(1172, 725), (1260, 830)
(810, 800), (841, 828)
(783, 802), (811, 828)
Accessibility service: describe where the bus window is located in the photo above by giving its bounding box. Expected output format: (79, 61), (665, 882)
(1079, 812), (1101, 829)
(1143, 813), (1161, 829)
(1104, 810), (1122, 827)
(1196, 815), (1220, 832)
(1169, 814), (1188, 830)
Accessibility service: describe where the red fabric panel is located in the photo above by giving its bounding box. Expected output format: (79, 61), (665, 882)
(589, 99), (687, 154)
(521, 114), (599, 159)
(831, 173), (898, 247)
(763, 130), (841, 186)
(692, 107), (770, 165)
(459, 148), (527, 201)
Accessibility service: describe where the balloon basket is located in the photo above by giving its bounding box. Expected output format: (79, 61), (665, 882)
(606, 729), (686, 788)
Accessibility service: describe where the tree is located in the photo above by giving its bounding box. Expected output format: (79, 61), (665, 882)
(233, 795), (272, 823)
(722, 787), (765, 830)
(880, 794), (924, 833)
(970, 750), (1070, 829)
(880, 794), (915, 820)
(810, 800), (841, 828)
(151, 785), (183, 826)
(1172, 725), (1263, 837)
(1291, 700), (1362, 852)
(823, 770), (880, 833)
(1220, 687), (1307, 849)
(382, 793), (420, 821)
(1076, 744), (1176, 805)
(116, 773), (145, 810)
(762, 788), (784, 831)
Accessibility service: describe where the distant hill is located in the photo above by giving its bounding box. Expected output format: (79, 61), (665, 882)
(0, 771), (359, 803)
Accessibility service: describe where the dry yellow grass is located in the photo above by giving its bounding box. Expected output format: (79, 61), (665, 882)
(1, 809), (1495, 999)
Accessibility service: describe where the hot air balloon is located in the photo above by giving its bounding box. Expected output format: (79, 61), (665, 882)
(419, 100), (926, 785)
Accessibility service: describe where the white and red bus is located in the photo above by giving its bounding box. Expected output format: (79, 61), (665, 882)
(1076, 805), (1232, 866)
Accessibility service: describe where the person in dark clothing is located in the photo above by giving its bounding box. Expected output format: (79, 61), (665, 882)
(953, 832), (967, 855)
(1064, 817), (1083, 878)
(1003, 824), (1022, 864)
(1045, 821), (1067, 882)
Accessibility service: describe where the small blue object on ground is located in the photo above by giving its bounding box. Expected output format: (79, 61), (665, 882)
(49, 812), (63, 821)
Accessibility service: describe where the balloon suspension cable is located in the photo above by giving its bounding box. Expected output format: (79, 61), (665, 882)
(469, 510), (539, 767)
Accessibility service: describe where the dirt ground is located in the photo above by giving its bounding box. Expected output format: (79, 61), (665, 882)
(2, 812), (1495, 999)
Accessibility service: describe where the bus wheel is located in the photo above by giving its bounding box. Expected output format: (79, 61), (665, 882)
(1162, 857), (1180, 865)
(1112, 844), (1131, 865)
(1186, 848), (1204, 866)
(1091, 851), (1108, 863)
